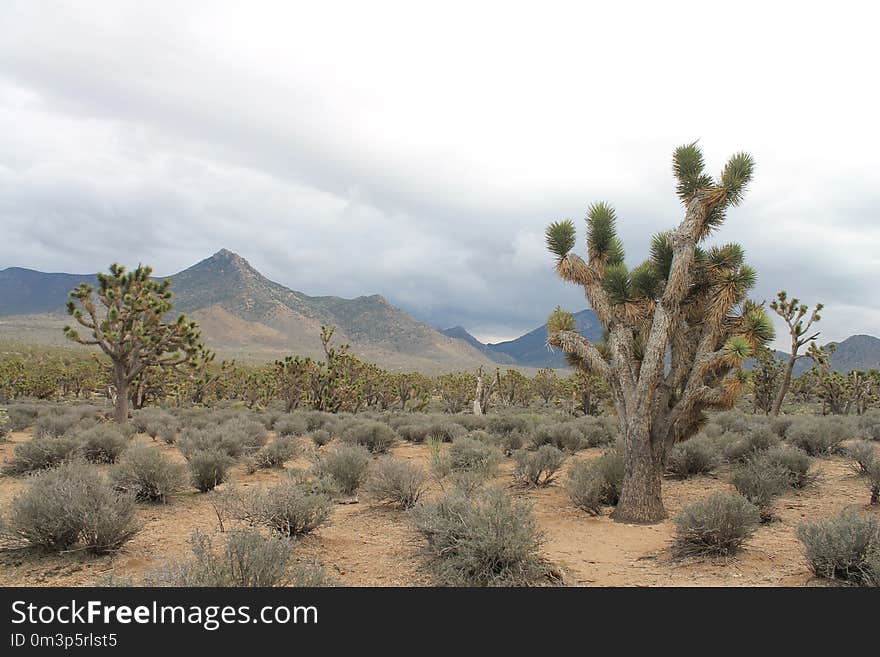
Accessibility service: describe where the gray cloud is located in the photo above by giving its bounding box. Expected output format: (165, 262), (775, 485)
(0, 1), (878, 346)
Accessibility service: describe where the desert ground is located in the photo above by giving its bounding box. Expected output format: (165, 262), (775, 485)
(2, 414), (876, 587)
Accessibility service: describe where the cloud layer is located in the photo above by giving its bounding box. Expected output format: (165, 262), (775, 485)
(1, 1), (878, 345)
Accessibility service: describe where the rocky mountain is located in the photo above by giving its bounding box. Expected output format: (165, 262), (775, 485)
(444, 310), (604, 369)
(784, 334), (880, 375)
(0, 250), (493, 372)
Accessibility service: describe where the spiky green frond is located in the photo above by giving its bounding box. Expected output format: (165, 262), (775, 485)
(545, 220), (576, 258)
(649, 232), (673, 279)
(723, 335), (754, 363)
(630, 261), (661, 299)
(601, 262), (631, 305)
(720, 152), (755, 207)
(672, 141), (713, 201)
(547, 306), (576, 334)
(586, 202), (624, 264)
(741, 307), (775, 345)
(707, 243), (745, 269)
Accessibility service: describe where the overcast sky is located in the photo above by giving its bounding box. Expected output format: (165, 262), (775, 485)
(1, 1), (878, 346)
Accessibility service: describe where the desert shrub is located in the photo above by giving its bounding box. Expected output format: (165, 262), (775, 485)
(33, 411), (81, 439)
(433, 436), (501, 487)
(847, 440), (877, 476)
(731, 456), (791, 515)
(220, 416), (269, 454)
(221, 476), (334, 537)
(310, 428), (332, 447)
(111, 444), (187, 502)
(565, 450), (624, 514)
(868, 461), (880, 505)
(667, 436), (721, 478)
(572, 416), (618, 448)
(340, 420), (397, 454)
(275, 414), (310, 438)
(145, 414), (177, 442)
(785, 416), (849, 456)
(672, 492), (760, 558)
(856, 410), (880, 441)
(770, 416), (795, 438)
(366, 457), (428, 509)
(6, 404), (39, 431)
(762, 444), (813, 488)
(452, 414), (489, 431)
(711, 410), (754, 434)
(487, 414), (534, 438)
(398, 417), (465, 443)
(412, 487), (547, 586)
(255, 409), (283, 430)
(76, 424), (128, 463)
(513, 445), (566, 487)
(145, 528), (333, 587)
(530, 422), (581, 452)
(313, 443), (371, 495)
(178, 421), (264, 460)
(189, 449), (234, 492)
(2, 434), (81, 475)
(246, 436), (297, 473)
(797, 510), (880, 585)
(0, 408), (9, 440)
(4, 461), (139, 553)
(721, 425), (780, 462)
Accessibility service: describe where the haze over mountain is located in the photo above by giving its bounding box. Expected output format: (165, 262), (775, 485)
(1, 251), (878, 373)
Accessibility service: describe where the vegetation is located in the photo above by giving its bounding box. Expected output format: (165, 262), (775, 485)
(545, 142), (771, 522)
(672, 493), (760, 558)
(796, 510), (880, 586)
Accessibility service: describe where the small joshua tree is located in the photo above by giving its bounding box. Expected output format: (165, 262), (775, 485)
(64, 264), (204, 422)
(751, 346), (784, 415)
(545, 142), (773, 522)
(769, 291), (822, 416)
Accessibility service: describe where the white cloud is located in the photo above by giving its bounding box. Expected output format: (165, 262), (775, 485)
(0, 0), (878, 347)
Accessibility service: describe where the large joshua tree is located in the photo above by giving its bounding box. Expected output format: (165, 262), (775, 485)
(64, 263), (204, 422)
(544, 143), (774, 523)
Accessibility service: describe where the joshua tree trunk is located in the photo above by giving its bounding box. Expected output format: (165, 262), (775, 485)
(113, 363), (130, 423)
(770, 356), (796, 417)
(614, 422), (666, 522)
(473, 366), (484, 416)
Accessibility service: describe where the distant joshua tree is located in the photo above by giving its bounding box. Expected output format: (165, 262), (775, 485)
(769, 291), (822, 416)
(544, 142), (773, 522)
(64, 264), (204, 422)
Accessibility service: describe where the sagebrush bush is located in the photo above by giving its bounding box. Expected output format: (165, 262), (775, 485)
(530, 422), (581, 452)
(672, 492), (760, 558)
(366, 457), (428, 509)
(797, 510), (880, 585)
(2, 434), (81, 475)
(6, 404), (39, 431)
(397, 417), (465, 443)
(731, 456), (791, 514)
(313, 443), (371, 495)
(188, 449), (234, 492)
(34, 411), (82, 439)
(513, 445), (566, 487)
(413, 487), (547, 586)
(785, 416), (849, 456)
(146, 528), (334, 587)
(487, 414), (534, 438)
(0, 408), (10, 440)
(77, 424), (129, 463)
(111, 444), (187, 502)
(856, 410), (880, 441)
(220, 476), (334, 537)
(246, 436), (297, 473)
(275, 414), (310, 438)
(4, 461), (139, 553)
(311, 428), (332, 447)
(565, 450), (624, 514)
(770, 416), (795, 438)
(721, 425), (780, 463)
(847, 440), (877, 476)
(341, 420), (397, 454)
(667, 436), (721, 478)
(444, 436), (501, 476)
(572, 416), (618, 448)
(868, 460), (880, 505)
(762, 444), (813, 488)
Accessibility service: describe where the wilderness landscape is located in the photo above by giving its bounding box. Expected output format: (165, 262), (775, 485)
(1, 4), (879, 592)
(1, 144), (879, 589)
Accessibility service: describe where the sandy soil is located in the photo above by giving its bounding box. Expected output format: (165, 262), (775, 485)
(0, 430), (877, 587)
